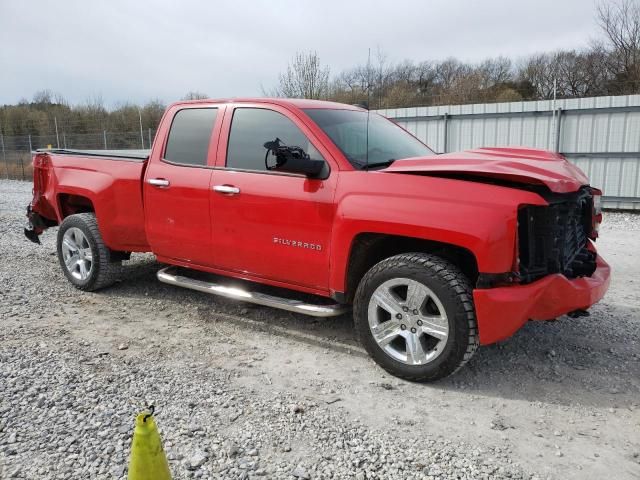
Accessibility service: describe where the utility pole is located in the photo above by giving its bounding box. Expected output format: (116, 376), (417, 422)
(138, 109), (144, 149)
(554, 108), (563, 153)
(54, 117), (60, 148)
(443, 113), (449, 154)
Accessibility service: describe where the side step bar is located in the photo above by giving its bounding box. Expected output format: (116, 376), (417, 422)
(157, 266), (350, 318)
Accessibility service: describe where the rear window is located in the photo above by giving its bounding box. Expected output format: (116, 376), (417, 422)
(164, 108), (218, 166)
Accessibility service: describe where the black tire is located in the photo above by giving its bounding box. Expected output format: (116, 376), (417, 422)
(353, 253), (478, 382)
(56, 213), (122, 291)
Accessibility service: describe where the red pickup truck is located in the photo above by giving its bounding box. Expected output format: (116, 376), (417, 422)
(25, 98), (610, 381)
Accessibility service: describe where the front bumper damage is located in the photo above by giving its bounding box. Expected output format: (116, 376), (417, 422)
(473, 254), (611, 345)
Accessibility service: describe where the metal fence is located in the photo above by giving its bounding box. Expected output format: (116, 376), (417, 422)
(0, 129), (157, 181)
(376, 94), (640, 210)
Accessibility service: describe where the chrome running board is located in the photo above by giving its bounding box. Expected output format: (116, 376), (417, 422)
(157, 266), (350, 318)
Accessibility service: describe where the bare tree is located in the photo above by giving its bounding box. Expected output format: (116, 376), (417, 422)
(555, 50), (608, 97)
(271, 51), (330, 99)
(414, 61), (438, 96)
(478, 57), (513, 88)
(597, 0), (640, 92)
(32, 90), (55, 105)
(518, 54), (558, 98)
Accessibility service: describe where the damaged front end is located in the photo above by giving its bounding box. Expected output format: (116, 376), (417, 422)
(517, 186), (598, 284)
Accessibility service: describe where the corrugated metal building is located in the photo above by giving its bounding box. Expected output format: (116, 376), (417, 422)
(376, 94), (640, 210)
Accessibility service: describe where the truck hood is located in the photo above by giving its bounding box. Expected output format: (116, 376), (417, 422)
(382, 147), (589, 193)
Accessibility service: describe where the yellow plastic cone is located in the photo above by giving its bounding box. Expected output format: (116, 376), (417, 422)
(127, 408), (172, 480)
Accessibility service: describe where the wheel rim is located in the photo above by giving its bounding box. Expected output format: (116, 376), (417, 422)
(367, 278), (449, 365)
(61, 227), (93, 281)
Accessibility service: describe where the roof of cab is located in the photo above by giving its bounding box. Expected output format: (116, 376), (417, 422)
(169, 97), (365, 111)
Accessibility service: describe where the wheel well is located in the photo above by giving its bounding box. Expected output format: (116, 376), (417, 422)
(58, 194), (95, 219)
(344, 233), (479, 302)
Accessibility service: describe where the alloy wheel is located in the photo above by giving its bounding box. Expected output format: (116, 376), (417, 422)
(61, 227), (93, 281)
(367, 278), (449, 365)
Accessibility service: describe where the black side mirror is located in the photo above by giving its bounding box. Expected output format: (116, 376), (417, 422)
(275, 155), (325, 178)
(264, 138), (326, 178)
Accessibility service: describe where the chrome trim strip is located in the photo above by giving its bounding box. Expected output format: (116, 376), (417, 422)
(157, 266), (350, 318)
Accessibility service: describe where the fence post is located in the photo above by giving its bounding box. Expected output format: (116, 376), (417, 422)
(103, 130), (107, 149)
(148, 128), (152, 149)
(0, 132), (7, 179)
(20, 155), (25, 181)
(63, 132), (67, 149)
(28, 134), (33, 152)
(554, 108), (563, 153)
(442, 113), (449, 154)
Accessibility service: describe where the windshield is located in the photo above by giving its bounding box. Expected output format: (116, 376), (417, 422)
(304, 108), (435, 169)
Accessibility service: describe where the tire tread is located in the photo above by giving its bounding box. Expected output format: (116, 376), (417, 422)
(57, 213), (122, 291)
(353, 252), (479, 382)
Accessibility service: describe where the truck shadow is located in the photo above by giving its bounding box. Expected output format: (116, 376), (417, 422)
(107, 256), (639, 410)
(452, 306), (640, 408)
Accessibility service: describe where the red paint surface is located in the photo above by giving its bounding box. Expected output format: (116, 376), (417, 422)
(384, 147), (590, 193)
(29, 98), (610, 345)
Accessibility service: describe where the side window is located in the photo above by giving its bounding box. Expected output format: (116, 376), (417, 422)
(226, 108), (324, 172)
(164, 108), (218, 166)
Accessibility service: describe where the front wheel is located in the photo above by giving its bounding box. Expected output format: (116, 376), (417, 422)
(57, 213), (122, 291)
(353, 253), (478, 382)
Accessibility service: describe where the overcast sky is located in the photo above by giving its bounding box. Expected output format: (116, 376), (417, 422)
(0, 0), (604, 107)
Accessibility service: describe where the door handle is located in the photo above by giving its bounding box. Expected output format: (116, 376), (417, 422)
(213, 185), (240, 195)
(147, 178), (170, 187)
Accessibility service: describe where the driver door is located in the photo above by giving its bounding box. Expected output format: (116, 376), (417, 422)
(209, 105), (337, 291)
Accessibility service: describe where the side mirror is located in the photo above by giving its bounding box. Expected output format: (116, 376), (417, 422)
(264, 139), (326, 178)
(274, 156), (325, 178)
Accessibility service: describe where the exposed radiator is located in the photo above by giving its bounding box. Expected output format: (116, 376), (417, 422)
(518, 187), (596, 284)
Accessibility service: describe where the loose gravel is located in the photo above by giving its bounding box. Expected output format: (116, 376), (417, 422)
(1, 179), (639, 479)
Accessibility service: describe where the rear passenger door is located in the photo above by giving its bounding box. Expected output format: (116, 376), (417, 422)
(144, 106), (222, 267)
(210, 105), (338, 291)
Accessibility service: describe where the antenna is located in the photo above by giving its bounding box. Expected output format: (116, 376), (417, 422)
(365, 47), (371, 170)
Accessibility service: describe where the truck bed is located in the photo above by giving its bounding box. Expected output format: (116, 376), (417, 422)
(29, 149), (150, 252)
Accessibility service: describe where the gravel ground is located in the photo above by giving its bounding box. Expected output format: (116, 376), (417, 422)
(1, 179), (639, 480)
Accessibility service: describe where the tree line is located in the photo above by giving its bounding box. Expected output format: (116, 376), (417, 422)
(1, 0), (638, 138)
(0, 91), (167, 138)
(270, 0), (640, 108)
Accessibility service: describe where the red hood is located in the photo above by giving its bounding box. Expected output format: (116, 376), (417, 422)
(382, 147), (589, 193)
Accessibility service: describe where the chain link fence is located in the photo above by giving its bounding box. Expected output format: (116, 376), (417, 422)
(0, 129), (157, 180)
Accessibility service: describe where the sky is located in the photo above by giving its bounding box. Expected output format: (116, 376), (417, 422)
(0, 0), (604, 107)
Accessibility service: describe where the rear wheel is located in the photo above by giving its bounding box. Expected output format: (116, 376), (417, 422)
(353, 253), (478, 382)
(57, 213), (122, 291)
